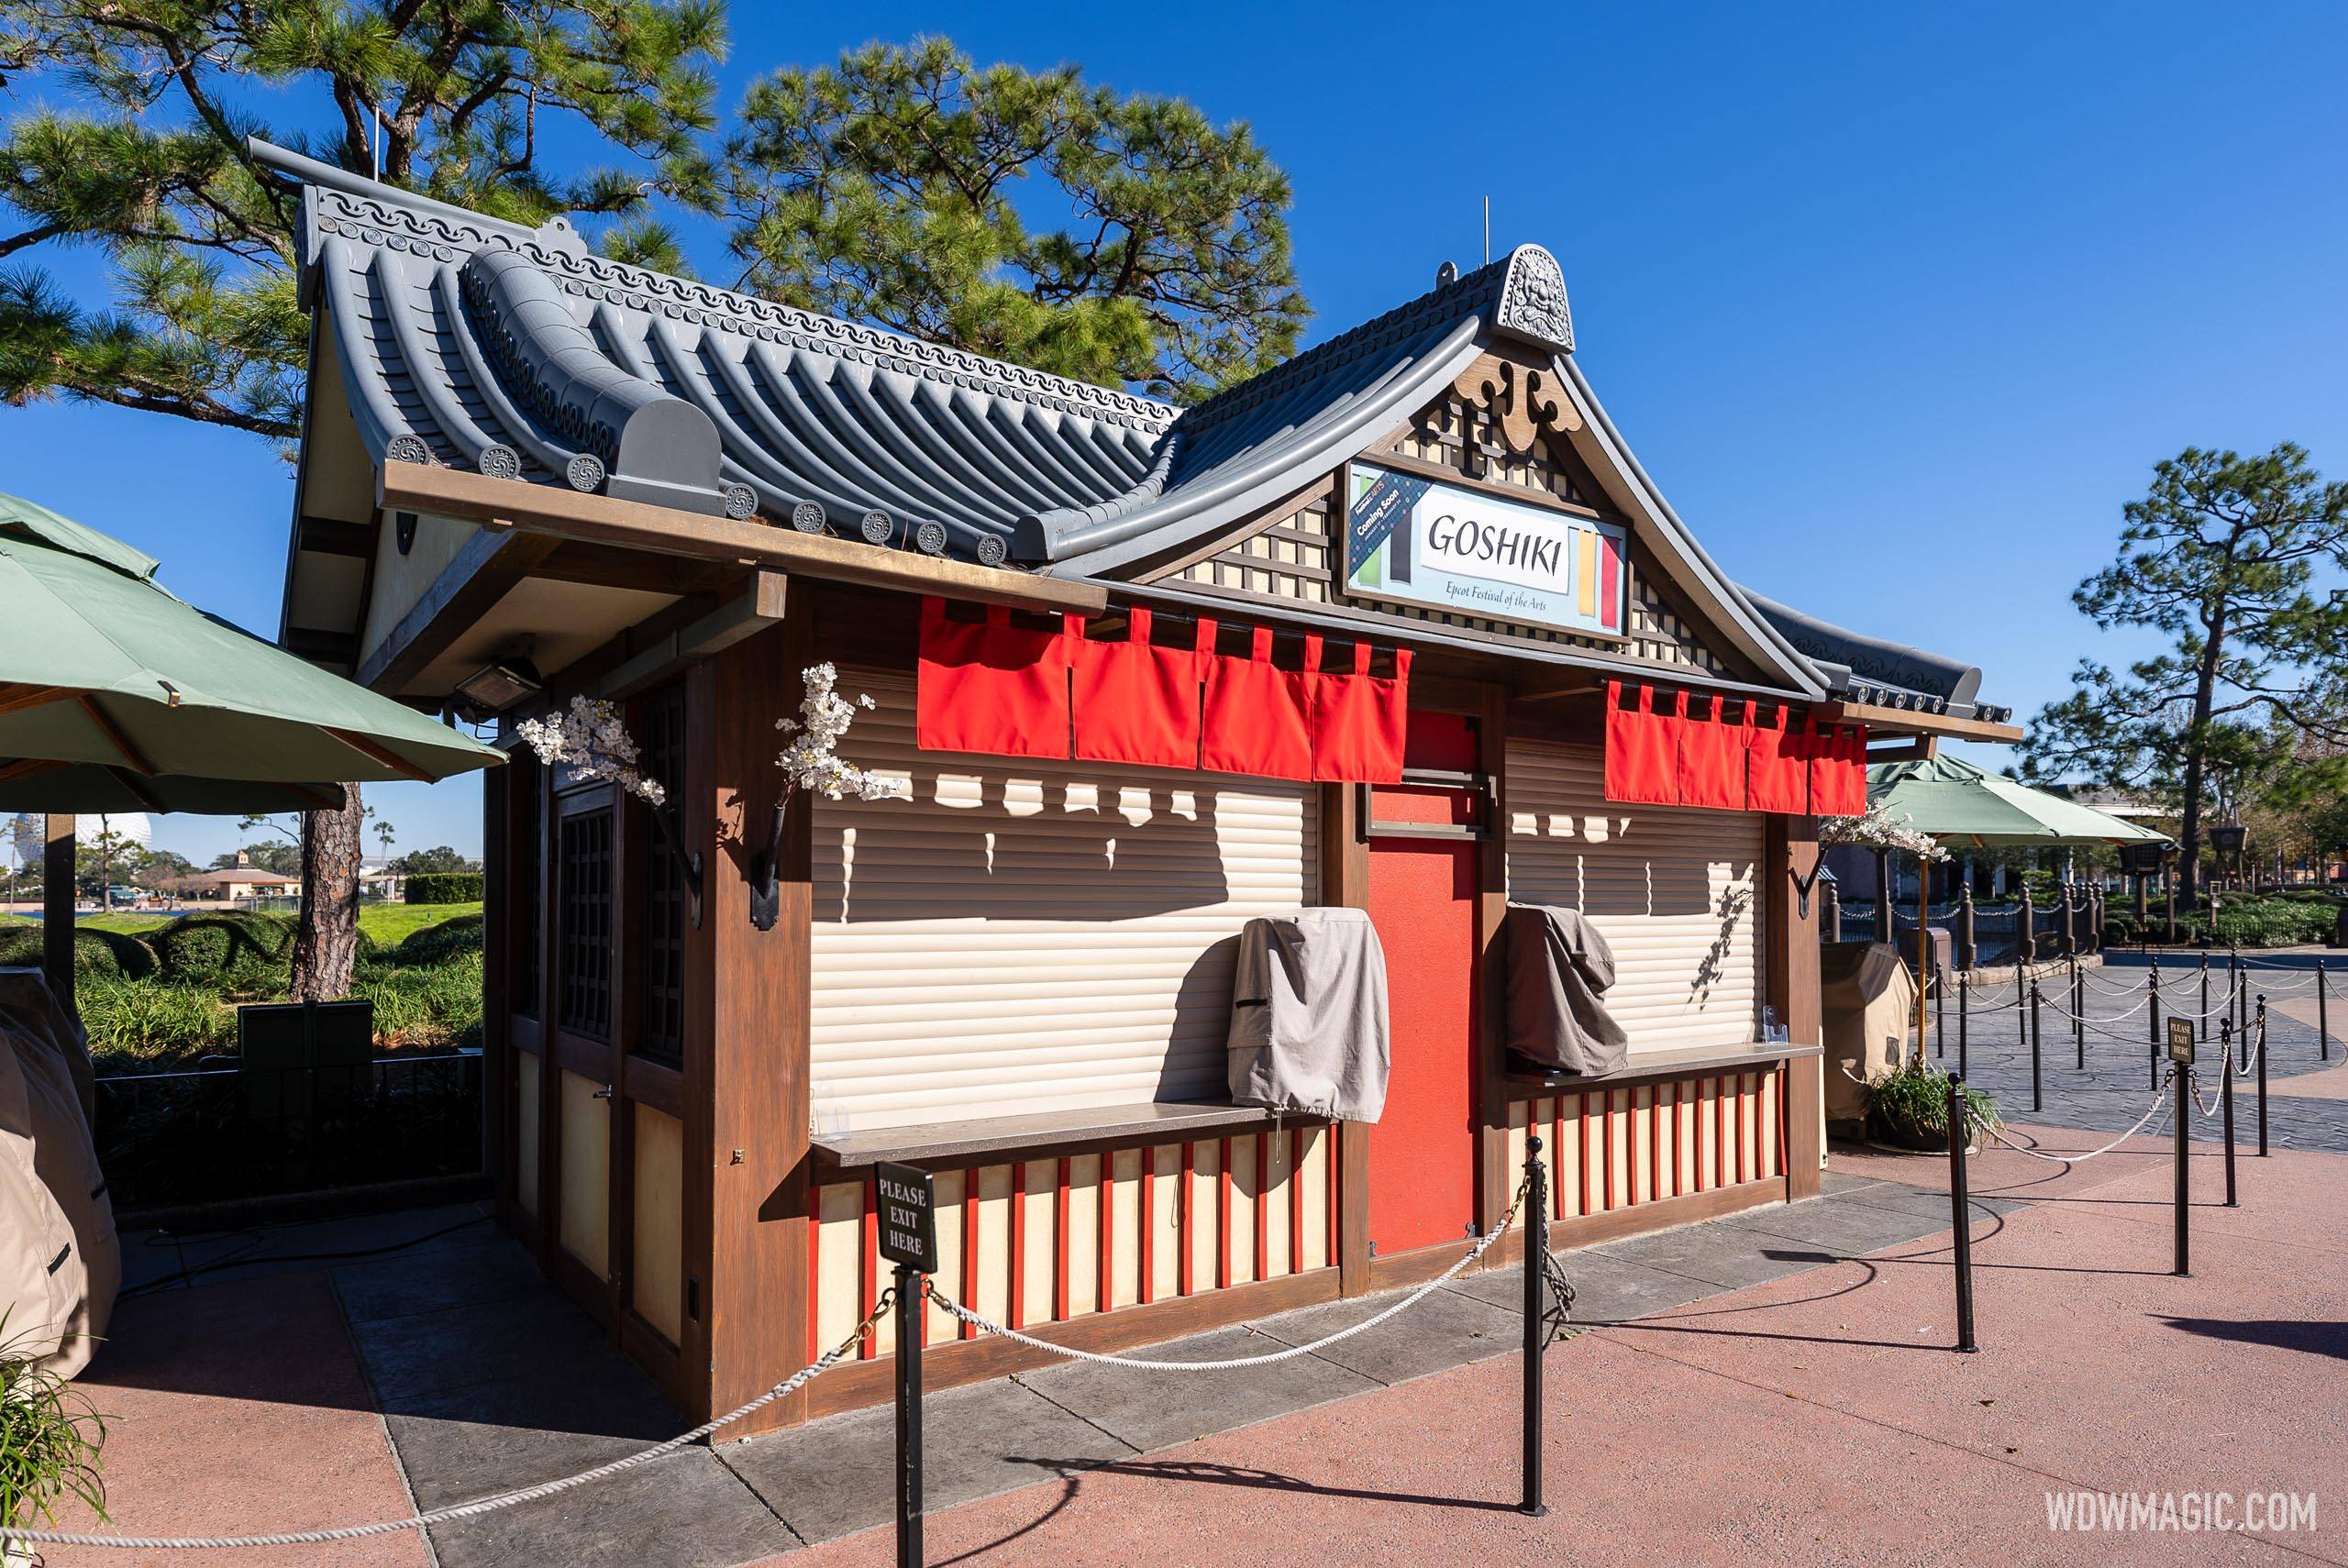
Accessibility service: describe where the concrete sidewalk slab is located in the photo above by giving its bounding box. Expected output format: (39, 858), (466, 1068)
(1448, 1248), (1713, 1323)
(1593, 1207), (1839, 1287)
(1012, 1324), (1380, 1452)
(719, 1375), (1132, 1544)
(1248, 1277), (1520, 1385)
(426, 1446), (795, 1568)
(384, 1355), (686, 1510)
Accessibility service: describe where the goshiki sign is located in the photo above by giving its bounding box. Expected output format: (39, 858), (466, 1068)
(1344, 460), (1627, 637)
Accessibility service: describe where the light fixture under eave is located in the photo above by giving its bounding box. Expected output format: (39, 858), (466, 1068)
(454, 657), (543, 714)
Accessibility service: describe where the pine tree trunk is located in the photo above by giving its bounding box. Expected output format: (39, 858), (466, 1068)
(291, 782), (363, 1002)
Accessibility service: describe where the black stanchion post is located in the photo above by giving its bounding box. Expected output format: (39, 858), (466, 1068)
(894, 1264), (924, 1568)
(2072, 955), (2084, 1068)
(2029, 979), (2043, 1113)
(1520, 1135), (1548, 1518)
(2015, 944), (2028, 1046)
(1946, 1076), (1977, 1353)
(2256, 995), (2269, 1158)
(876, 1161), (936, 1568)
(2147, 965), (2162, 1093)
(2232, 945), (2244, 1040)
(1957, 970), (1968, 1079)
(2198, 952), (2210, 1043)
(2173, 1056), (2190, 1277)
(1935, 961), (1945, 1059)
(2221, 1019), (2237, 1209)
(2321, 958), (2331, 1063)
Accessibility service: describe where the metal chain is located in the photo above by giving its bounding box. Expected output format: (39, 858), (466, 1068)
(1, 1292), (895, 1551)
(928, 1183), (1533, 1371)
(1971, 1074), (2175, 1165)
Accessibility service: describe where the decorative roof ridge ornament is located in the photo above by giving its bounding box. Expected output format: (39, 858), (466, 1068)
(1452, 351), (1582, 462)
(1492, 245), (1574, 353)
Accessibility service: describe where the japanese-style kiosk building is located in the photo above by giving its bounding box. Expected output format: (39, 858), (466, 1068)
(260, 140), (2017, 1435)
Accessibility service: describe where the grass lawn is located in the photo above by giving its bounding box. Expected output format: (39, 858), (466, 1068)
(14, 901), (483, 946)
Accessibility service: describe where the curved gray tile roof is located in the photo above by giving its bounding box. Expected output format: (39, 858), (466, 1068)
(259, 139), (1173, 558)
(1739, 588), (2008, 721)
(259, 138), (1578, 573)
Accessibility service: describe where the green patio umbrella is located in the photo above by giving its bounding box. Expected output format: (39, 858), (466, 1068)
(1866, 755), (2167, 847)
(0, 491), (502, 790)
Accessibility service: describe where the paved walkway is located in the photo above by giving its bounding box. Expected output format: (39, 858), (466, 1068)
(39, 957), (2348, 1567)
(789, 1137), (2348, 1567)
(1922, 952), (2348, 1154)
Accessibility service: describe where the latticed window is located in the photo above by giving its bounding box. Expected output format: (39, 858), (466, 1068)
(514, 752), (541, 1017)
(635, 682), (687, 1063)
(558, 807), (614, 1038)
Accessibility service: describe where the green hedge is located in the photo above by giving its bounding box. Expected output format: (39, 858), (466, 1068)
(2104, 896), (2340, 950)
(405, 872), (483, 905)
(150, 911), (298, 981)
(384, 911), (483, 967)
(0, 922), (159, 979)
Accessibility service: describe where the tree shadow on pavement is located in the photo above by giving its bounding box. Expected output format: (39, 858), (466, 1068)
(2154, 1317), (2348, 1362)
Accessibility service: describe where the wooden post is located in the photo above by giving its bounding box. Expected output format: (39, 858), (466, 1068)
(1323, 778), (1372, 1297)
(1767, 814), (1824, 1199)
(1873, 849), (1893, 944)
(41, 814), (73, 1013)
(481, 764), (510, 1202)
(681, 610), (812, 1436)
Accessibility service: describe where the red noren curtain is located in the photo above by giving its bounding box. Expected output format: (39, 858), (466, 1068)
(1603, 681), (1682, 806)
(1202, 624), (1313, 780)
(1071, 607), (1209, 770)
(914, 597), (1077, 759)
(1678, 691), (1749, 811)
(1744, 701), (1812, 814)
(1305, 635), (1411, 784)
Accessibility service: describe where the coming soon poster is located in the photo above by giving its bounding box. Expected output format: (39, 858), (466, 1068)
(1344, 461), (1626, 636)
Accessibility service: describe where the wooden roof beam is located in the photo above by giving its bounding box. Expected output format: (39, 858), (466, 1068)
(1819, 700), (2022, 744)
(378, 460), (1107, 617)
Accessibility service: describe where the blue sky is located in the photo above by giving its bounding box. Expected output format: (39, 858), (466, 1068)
(6, 1), (2345, 866)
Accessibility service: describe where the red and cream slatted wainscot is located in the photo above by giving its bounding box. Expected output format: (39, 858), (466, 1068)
(804, 671), (1338, 1368)
(1501, 734), (1785, 1233)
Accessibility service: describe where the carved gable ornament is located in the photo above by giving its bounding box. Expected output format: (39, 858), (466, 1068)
(1493, 245), (1574, 352)
(1453, 351), (1583, 459)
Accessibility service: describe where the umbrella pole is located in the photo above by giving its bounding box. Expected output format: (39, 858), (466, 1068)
(1915, 849), (1933, 1069)
(41, 813), (74, 1014)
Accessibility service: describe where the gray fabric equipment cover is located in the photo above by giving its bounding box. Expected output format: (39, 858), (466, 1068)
(1226, 908), (1390, 1122)
(0, 967), (118, 1378)
(1503, 904), (1632, 1077)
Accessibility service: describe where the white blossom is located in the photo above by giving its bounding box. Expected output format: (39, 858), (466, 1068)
(1819, 802), (1950, 861)
(775, 663), (899, 802)
(516, 695), (668, 807)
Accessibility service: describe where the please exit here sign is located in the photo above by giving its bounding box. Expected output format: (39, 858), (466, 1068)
(875, 1161), (936, 1275)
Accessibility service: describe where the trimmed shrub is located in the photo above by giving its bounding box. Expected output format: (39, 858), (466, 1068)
(405, 872), (483, 905)
(384, 911), (483, 968)
(150, 911), (298, 980)
(0, 922), (158, 979)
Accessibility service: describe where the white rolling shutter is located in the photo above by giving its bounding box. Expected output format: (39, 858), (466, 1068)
(1505, 736), (1764, 1054)
(811, 671), (1318, 1132)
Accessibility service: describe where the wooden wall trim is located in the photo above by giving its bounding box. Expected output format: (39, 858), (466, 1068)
(1473, 683), (1510, 1238)
(1764, 814), (1825, 1198)
(681, 612), (814, 1437)
(481, 765), (510, 1221)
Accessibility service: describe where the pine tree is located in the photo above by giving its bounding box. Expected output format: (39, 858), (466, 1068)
(2021, 444), (2348, 906)
(0, 0), (727, 439)
(721, 37), (1309, 401)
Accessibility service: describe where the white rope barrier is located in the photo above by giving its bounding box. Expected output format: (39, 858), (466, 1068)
(1972, 1076), (2175, 1165)
(0, 1295), (893, 1551)
(929, 1185), (1530, 1371)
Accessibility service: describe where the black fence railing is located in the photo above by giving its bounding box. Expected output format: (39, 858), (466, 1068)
(94, 1053), (482, 1211)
